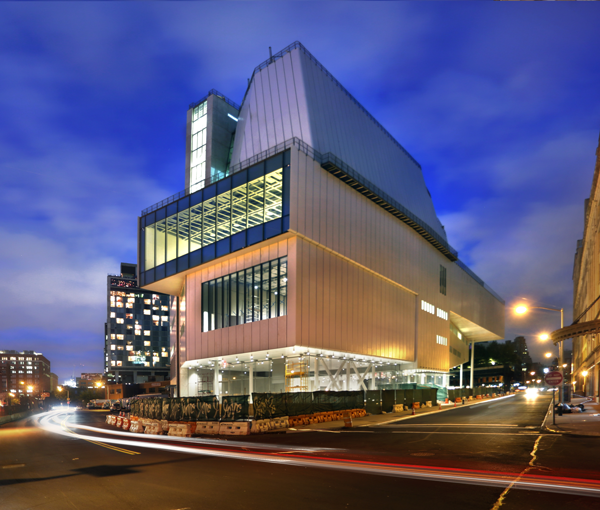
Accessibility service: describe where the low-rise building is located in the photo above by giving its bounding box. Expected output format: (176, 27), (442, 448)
(0, 350), (52, 402)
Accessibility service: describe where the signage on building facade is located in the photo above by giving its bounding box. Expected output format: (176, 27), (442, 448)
(110, 278), (137, 288)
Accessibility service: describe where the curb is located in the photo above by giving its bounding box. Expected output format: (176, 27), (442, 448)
(541, 397), (600, 438)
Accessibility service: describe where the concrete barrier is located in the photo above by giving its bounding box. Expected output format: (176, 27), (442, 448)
(195, 421), (220, 435)
(219, 422), (250, 436)
(144, 420), (162, 435)
(129, 420), (143, 433)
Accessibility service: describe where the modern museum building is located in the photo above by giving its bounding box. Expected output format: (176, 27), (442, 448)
(136, 42), (505, 398)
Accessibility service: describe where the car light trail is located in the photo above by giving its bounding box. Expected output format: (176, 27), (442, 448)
(36, 410), (600, 498)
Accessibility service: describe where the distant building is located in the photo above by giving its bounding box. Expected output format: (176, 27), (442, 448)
(104, 263), (171, 385)
(50, 373), (59, 392)
(76, 373), (104, 388)
(0, 350), (52, 401)
(449, 365), (512, 389)
(105, 380), (170, 400)
(573, 132), (600, 397)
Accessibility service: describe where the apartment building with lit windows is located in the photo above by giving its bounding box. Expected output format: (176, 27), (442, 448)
(0, 350), (51, 401)
(137, 42), (505, 398)
(104, 263), (171, 384)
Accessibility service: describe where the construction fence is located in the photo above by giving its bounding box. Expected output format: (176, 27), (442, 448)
(130, 395), (249, 422)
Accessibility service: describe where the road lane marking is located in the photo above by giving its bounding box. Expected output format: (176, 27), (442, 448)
(60, 417), (140, 456)
(2, 464), (25, 469)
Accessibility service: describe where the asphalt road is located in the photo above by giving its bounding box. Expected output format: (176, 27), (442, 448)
(1, 392), (600, 510)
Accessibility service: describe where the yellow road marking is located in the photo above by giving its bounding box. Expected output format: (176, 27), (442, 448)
(60, 417), (140, 455)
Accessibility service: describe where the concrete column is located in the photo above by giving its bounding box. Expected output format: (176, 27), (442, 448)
(213, 367), (220, 397)
(249, 363), (254, 396)
(369, 364), (376, 390)
(459, 364), (463, 388)
(470, 342), (475, 388)
(346, 363), (350, 391)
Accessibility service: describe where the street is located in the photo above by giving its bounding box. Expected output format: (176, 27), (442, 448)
(2, 393), (600, 510)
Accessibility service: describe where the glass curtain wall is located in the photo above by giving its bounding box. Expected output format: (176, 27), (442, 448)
(144, 168), (283, 271)
(201, 257), (287, 332)
(190, 101), (208, 193)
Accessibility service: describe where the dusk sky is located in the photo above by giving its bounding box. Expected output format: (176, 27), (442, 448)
(1, 2), (600, 382)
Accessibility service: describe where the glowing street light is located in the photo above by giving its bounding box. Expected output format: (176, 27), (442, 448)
(539, 333), (549, 341)
(545, 352), (553, 359)
(513, 302), (565, 403)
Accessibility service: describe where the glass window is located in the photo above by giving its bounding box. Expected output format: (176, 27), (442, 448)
(145, 223), (155, 270)
(215, 278), (223, 330)
(202, 197), (216, 246)
(247, 176), (264, 228)
(223, 275), (230, 328)
(216, 191), (231, 241)
(279, 257), (287, 316)
(237, 270), (245, 325)
(230, 273), (238, 326)
(202, 282), (209, 333)
(209, 280), (216, 331)
(261, 262), (270, 320)
(166, 214), (177, 262)
(178, 209), (190, 257)
(253, 266), (261, 322)
(264, 169), (283, 222)
(231, 184), (247, 234)
(190, 204), (202, 252)
(155, 219), (166, 266)
(270, 260), (278, 318)
(245, 269), (253, 323)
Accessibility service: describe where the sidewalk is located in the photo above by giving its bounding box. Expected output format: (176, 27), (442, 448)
(289, 395), (514, 432)
(542, 396), (600, 437)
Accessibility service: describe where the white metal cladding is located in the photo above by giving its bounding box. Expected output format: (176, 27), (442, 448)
(232, 44), (446, 240)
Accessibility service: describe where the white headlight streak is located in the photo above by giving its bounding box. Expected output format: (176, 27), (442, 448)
(34, 410), (600, 498)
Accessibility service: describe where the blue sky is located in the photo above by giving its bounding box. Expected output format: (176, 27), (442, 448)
(1, 2), (599, 381)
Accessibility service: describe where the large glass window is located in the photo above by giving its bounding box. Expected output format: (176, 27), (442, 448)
(231, 184), (247, 234)
(202, 197), (216, 247)
(178, 209), (190, 257)
(143, 151), (287, 271)
(190, 204), (202, 253)
(201, 257), (288, 332)
(144, 223), (155, 270)
(247, 176), (265, 228)
(190, 101), (208, 193)
(166, 214), (177, 262)
(216, 190), (231, 241)
(264, 169), (283, 222)
(155, 219), (166, 266)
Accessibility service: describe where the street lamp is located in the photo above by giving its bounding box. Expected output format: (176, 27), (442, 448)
(514, 303), (565, 403)
(57, 386), (70, 405)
